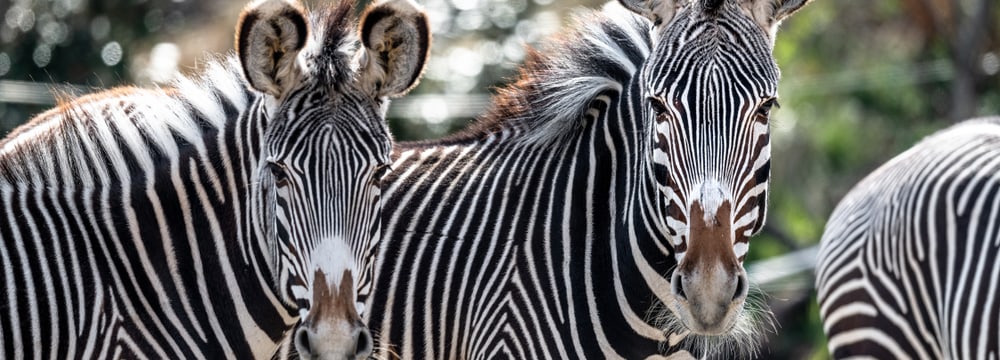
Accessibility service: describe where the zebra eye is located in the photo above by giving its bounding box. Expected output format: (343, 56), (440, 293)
(268, 162), (290, 187)
(648, 96), (669, 117)
(374, 163), (392, 179)
(756, 98), (779, 118)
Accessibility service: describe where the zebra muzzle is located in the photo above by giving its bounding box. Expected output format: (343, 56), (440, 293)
(670, 199), (749, 335)
(296, 270), (373, 360)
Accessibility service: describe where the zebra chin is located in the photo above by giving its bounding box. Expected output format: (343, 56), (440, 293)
(669, 274), (747, 336)
(294, 270), (373, 360)
(650, 283), (775, 358)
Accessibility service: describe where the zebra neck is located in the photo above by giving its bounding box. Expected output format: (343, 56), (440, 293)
(604, 80), (681, 347)
(0, 70), (294, 318)
(379, 84), (674, 354)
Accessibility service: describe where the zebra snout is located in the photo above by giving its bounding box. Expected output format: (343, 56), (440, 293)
(669, 195), (752, 335)
(297, 270), (371, 359)
(295, 325), (373, 360)
(671, 267), (746, 303)
(670, 266), (748, 335)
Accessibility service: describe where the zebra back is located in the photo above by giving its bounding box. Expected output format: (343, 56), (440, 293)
(817, 116), (1000, 359)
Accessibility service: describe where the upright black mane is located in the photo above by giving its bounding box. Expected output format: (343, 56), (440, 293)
(308, 0), (357, 87)
(405, 3), (652, 147)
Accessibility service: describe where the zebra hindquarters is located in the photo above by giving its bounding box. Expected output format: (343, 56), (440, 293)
(816, 116), (1000, 360)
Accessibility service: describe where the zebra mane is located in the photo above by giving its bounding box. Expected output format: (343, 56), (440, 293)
(302, 0), (358, 89)
(0, 55), (250, 185)
(430, 2), (652, 147)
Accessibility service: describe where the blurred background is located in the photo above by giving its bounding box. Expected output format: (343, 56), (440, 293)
(1, 0), (998, 358)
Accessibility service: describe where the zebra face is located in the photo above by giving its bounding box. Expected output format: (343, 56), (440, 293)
(237, 0), (429, 358)
(262, 83), (390, 315)
(620, 0), (810, 349)
(263, 93), (388, 359)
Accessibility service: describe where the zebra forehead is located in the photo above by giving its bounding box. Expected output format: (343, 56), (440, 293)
(649, 25), (776, 82)
(648, 3), (776, 68)
(645, 43), (779, 103)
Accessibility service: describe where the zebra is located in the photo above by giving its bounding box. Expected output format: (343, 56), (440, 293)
(365, 0), (812, 358)
(0, 0), (430, 358)
(816, 116), (1000, 359)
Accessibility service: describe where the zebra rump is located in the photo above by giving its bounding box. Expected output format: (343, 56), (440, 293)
(817, 116), (1000, 359)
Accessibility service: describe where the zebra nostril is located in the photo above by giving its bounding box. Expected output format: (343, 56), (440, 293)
(355, 328), (373, 356)
(733, 273), (747, 301)
(671, 271), (687, 300)
(295, 327), (312, 357)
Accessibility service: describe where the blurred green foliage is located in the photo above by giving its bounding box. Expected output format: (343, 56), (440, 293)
(0, 0), (223, 131)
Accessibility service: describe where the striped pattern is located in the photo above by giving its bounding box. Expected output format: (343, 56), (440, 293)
(366, 1), (795, 358)
(0, 1), (394, 357)
(817, 116), (1000, 359)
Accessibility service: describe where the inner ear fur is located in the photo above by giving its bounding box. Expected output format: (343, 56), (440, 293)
(357, 0), (431, 98)
(740, 0), (814, 36)
(618, 0), (683, 27)
(236, 0), (309, 98)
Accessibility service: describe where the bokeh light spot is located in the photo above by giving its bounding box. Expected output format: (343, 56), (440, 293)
(146, 42), (181, 83)
(489, 5), (517, 29)
(503, 37), (525, 63)
(33, 45), (52, 68)
(982, 52), (999, 76)
(90, 16), (110, 40)
(0, 53), (10, 76)
(5, 6), (36, 32)
(144, 9), (164, 32)
(448, 47), (483, 77)
(39, 17), (69, 45)
(477, 41), (503, 65)
(421, 97), (450, 124)
(456, 10), (485, 30)
(450, 0), (479, 11)
(102, 41), (123, 66)
(63, 0), (85, 13)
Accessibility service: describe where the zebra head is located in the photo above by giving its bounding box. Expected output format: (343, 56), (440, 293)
(619, 0), (809, 348)
(236, 0), (429, 358)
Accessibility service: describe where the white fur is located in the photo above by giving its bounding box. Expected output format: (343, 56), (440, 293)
(733, 242), (748, 258)
(310, 237), (357, 291)
(0, 117), (60, 156)
(514, 3), (653, 148)
(690, 179), (728, 224)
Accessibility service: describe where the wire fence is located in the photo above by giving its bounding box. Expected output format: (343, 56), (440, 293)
(0, 79), (88, 106)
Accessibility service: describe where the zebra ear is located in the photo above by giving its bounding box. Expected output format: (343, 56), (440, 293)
(356, 0), (431, 98)
(618, 0), (682, 27)
(236, 0), (309, 98)
(740, 0), (813, 36)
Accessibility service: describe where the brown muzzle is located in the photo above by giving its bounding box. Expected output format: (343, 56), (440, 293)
(295, 270), (372, 360)
(670, 199), (749, 335)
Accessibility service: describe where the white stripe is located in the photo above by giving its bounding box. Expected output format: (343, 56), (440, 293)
(1, 186), (24, 360)
(188, 161), (274, 359)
